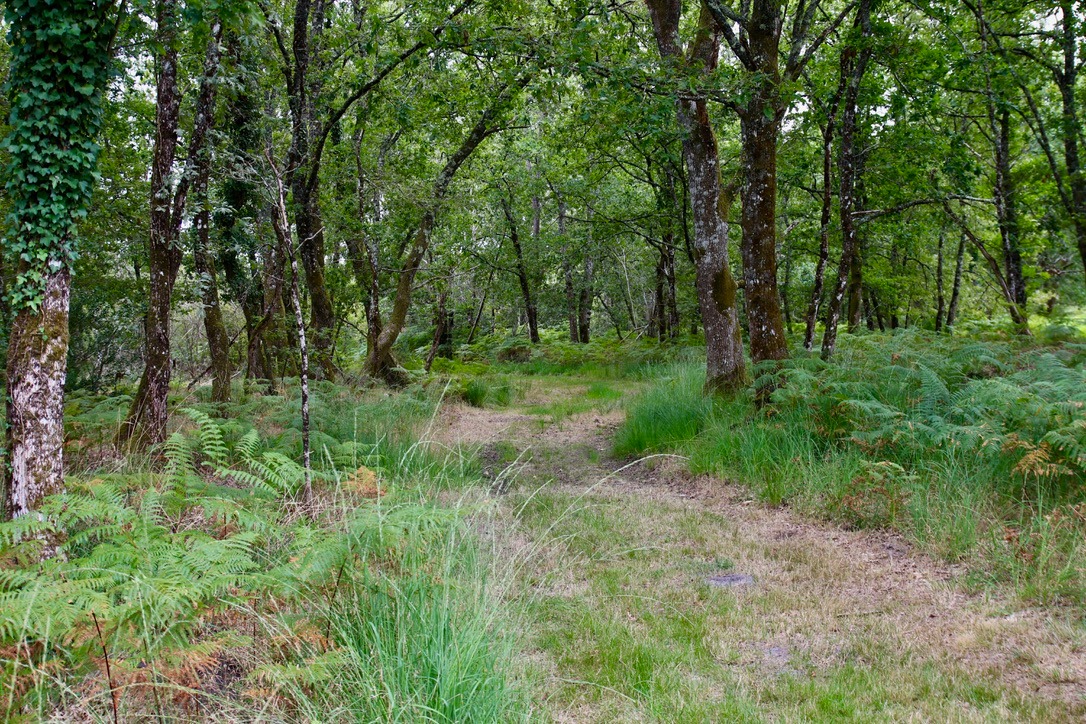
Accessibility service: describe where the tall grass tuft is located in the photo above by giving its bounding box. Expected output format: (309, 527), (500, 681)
(612, 364), (713, 457)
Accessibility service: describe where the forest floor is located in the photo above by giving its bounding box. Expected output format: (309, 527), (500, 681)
(432, 377), (1086, 722)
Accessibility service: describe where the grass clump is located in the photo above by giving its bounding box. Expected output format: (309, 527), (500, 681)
(459, 375), (522, 408)
(612, 364), (713, 457)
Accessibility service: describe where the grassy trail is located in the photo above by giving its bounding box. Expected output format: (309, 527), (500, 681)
(435, 378), (1086, 722)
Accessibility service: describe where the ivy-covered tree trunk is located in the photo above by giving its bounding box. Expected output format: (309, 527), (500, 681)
(2, 0), (112, 520)
(646, 0), (745, 392)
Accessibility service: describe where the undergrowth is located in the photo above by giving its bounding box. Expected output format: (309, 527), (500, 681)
(615, 330), (1086, 606)
(0, 386), (524, 721)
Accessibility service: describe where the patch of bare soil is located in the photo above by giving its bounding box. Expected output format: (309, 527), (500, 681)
(438, 400), (1086, 710)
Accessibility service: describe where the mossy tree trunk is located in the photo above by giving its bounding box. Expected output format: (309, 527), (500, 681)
(645, 0), (746, 392)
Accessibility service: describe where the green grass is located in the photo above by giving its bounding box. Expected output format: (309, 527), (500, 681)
(613, 330), (1086, 606)
(612, 364), (712, 457)
(505, 481), (1077, 722)
(459, 375), (523, 408)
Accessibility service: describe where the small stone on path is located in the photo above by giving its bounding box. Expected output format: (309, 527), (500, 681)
(705, 573), (755, 588)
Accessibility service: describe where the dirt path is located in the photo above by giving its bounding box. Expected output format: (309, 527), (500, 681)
(436, 394), (1086, 720)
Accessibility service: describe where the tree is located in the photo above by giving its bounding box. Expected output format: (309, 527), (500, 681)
(706, 0), (855, 364)
(2, 0), (115, 519)
(118, 4), (225, 448)
(645, 0), (746, 392)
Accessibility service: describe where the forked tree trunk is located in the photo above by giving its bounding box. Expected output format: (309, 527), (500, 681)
(118, 0), (184, 448)
(645, 0), (745, 392)
(4, 270), (71, 520)
(364, 79), (527, 381)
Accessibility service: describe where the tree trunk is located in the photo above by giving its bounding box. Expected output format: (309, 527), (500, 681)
(645, 0), (746, 392)
(194, 199), (231, 403)
(821, 0), (873, 360)
(1056, 1), (1086, 285)
(2, 0), (112, 520)
(946, 233), (966, 328)
(803, 97), (842, 350)
(559, 199), (579, 342)
(935, 231), (946, 332)
(653, 246), (667, 340)
(504, 196), (539, 343)
(738, 111), (789, 363)
(847, 243), (864, 332)
(737, 2), (789, 364)
(424, 290), (451, 372)
(578, 257), (595, 344)
(944, 201), (1030, 333)
(4, 270), (71, 520)
(996, 108), (1025, 308)
(118, 0), (185, 449)
(272, 169), (312, 506)
(191, 19), (228, 402)
(664, 234), (679, 337)
(364, 80), (526, 380)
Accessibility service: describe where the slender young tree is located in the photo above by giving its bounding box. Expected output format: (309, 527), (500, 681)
(822, 0), (874, 359)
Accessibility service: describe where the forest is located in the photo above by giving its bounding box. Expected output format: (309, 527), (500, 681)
(1, 0), (1085, 720)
